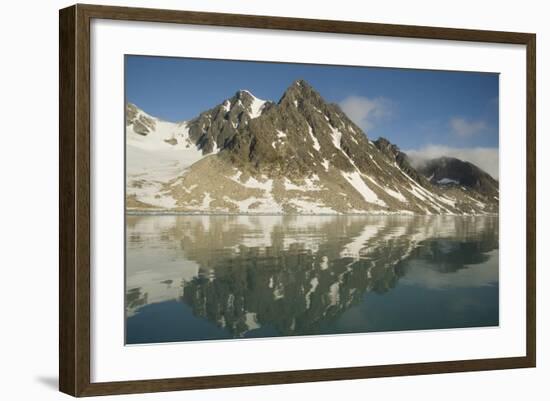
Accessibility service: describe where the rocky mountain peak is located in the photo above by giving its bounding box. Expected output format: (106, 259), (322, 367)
(373, 137), (429, 187)
(278, 79), (324, 107)
(225, 89), (270, 119)
(218, 78), (376, 177)
(374, 137), (399, 156)
(287, 79), (312, 92)
(231, 89), (255, 106)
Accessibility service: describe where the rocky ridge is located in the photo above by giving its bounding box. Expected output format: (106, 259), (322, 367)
(126, 80), (498, 215)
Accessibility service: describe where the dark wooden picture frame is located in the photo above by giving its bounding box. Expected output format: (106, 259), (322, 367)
(59, 3), (536, 397)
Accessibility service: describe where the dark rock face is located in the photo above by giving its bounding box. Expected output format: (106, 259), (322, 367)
(220, 80), (392, 180)
(185, 90), (274, 155)
(374, 137), (430, 187)
(417, 157), (499, 197)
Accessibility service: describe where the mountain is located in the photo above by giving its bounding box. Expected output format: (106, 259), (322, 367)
(373, 137), (431, 187)
(416, 157), (499, 198)
(126, 80), (498, 215)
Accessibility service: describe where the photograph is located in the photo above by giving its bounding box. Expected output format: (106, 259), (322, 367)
(124, 56), (500, 345)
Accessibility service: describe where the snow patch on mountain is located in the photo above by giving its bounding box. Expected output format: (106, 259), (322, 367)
(342, 171), (386, 207)
(222, 100), (231, 113)
(307, 124), (321, 151)
(242, 90), (267, 119)
(438, 196), (456, 207)
(438, 178), (460, 185)
(385, 187), (407, 203)
(329, 125), (343, 150)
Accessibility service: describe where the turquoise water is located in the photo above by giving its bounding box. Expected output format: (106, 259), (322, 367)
(125, 215), (498, 344)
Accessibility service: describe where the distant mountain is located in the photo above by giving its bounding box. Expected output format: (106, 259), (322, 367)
(125, 80), (498, 215)
(416, 157), (499, 198)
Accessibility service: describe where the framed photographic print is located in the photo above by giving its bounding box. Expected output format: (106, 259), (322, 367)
(59, 4), (536, 397)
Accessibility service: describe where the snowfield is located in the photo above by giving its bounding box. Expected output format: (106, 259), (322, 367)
(126, 112), (216, 209)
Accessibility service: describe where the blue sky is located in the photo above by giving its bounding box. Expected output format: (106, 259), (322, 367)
(126, 55), (499, 177)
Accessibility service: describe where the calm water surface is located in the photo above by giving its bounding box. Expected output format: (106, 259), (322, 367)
(125, 215), (499, 344)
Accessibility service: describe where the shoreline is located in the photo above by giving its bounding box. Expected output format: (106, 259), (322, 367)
(125, 209), (499, 217)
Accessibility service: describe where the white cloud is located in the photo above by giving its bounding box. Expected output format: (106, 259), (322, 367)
(450, 117), (488, 137)
(405, 145), (499, 179)
(339, 96), (392, 131)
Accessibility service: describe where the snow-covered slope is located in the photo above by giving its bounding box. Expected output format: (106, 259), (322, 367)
(125, 90), (272, 209)
(126, 104), (213, 208)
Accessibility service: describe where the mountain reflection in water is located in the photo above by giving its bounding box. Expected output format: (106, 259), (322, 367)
(126, 215), (499, 344)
